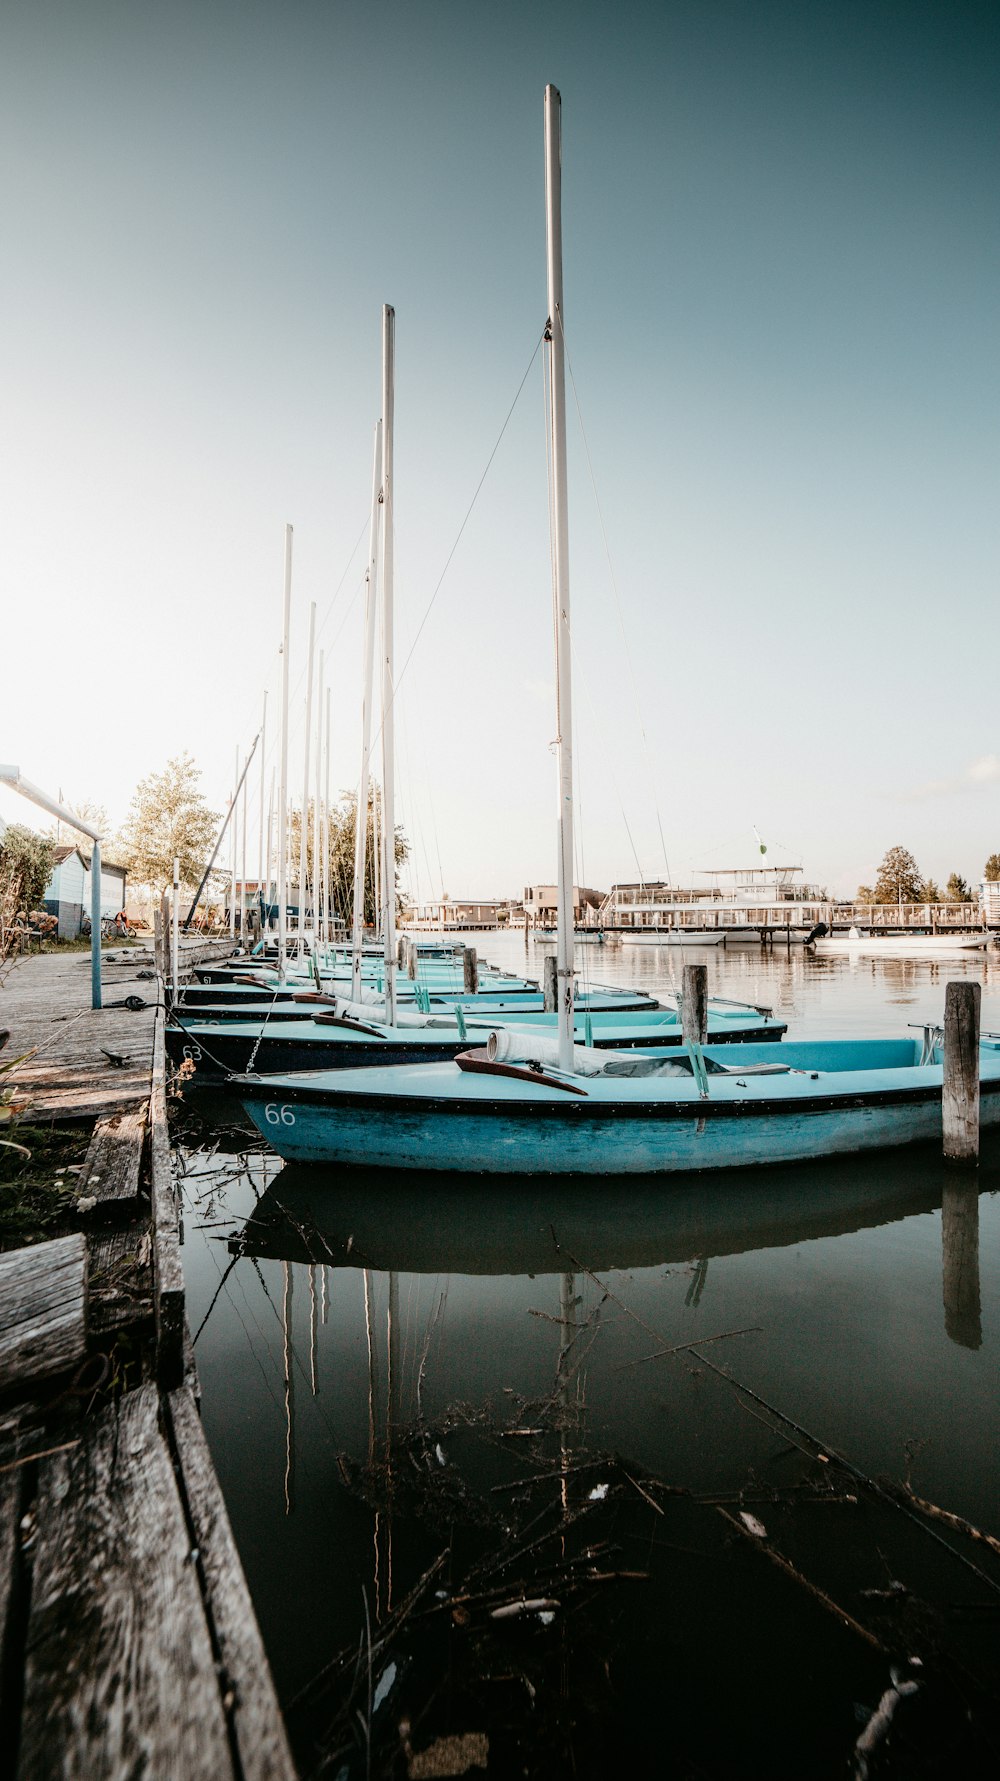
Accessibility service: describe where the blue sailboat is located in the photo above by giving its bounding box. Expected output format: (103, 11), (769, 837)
(241, 87), (993, 1175)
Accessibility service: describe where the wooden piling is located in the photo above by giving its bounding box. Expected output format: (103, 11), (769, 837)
(543, 954), (558, 1012)
(682, 963), (708, 1047)
(941, 1180), (982, 1349)
(942, 981), (980, 1163)
(407, 939), (418, 980)
(463, 946), (479, 994)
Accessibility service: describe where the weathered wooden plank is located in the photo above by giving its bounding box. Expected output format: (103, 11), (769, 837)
(150, 1000), (185, 1387)
(18, 1384), (235, 1780)
(88, 1224), (153, 1334)
(168, 1387), (296, 1781)
(0, 1236), (87, 1394)
(76, 1107), (147, 1206)
(0, 1468), (24, 1723)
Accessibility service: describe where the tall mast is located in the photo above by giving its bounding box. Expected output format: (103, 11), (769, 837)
(323, 686), (331, 944)
(230, 747), (239, 940)
(352, 420), (382, 1000)
(257, 690), (267, 930)
(299, 601), (316, 941)
(313, 647), (323, 946)
(277, 524), (292, 974)
(380, 304), (397, 1026)
(544, 84), (575, 1070)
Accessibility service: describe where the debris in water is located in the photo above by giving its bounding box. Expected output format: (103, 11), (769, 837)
(588, 1482), (610, 1500)
(373, 1661), (397, 1711)
(405, 1730), (489, 1779)
(490, 1598), (560, 1620)
(739, 1512), (767, 1538)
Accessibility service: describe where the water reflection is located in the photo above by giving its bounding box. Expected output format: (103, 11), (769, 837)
(175, 945), (1000, 1776)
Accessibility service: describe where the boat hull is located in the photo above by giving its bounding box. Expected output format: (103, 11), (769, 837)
(240, 1043), (1000, 1174)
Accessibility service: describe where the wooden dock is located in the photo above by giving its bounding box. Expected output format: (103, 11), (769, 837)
(0, 945), (295, 1778)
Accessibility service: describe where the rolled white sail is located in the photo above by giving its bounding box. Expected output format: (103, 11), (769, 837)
(486, 1027), (607, 1077)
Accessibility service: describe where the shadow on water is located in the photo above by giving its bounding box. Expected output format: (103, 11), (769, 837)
(173, 1086), (1000, 1780)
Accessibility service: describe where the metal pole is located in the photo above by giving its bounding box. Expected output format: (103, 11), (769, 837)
(181, 736), (258, 930)
(171, 856), (180, 986)
(313, 648), (323, 947)
(257, 689), (267, 929)
(239, 753), (248, 946)
(90, 840), (102, 1009)
(323, 685), (331, 944)
(544, 85), (575, 1072)
(229, 747), (239, 940)
(298, 602), (316, 944)
(266, 767), (275, 931)
(278, 525), (292, 974)
(353, 421), (382, 999)
(380, 304), (397, 1027)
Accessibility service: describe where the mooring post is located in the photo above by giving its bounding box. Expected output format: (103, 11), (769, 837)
(397, 934), (405, 968)
(682, 963), (708, 1047)
(941, 1178), (982, 1349)
(407, 939), (418, 980)
(463, 946), (479, 993)
(171, 856), (180, 987)
(543, 953), (558, 1012)
(942, 980), (981, 1163)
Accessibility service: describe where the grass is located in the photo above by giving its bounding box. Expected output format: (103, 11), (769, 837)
(36, 935), (147, 954)
(0, 1122), (93, 1244)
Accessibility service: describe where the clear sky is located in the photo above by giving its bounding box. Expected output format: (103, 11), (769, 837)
(1, 0), (997, 899)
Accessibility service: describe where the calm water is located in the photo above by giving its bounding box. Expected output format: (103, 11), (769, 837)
(176, 939), (1000, 1779)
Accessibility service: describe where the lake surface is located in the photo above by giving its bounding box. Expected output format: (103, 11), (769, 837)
(176, 939), (1000, 1778)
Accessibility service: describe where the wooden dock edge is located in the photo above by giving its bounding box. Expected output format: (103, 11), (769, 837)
(150, 995), (185, 1389)
(166, 1387), (297, 1781)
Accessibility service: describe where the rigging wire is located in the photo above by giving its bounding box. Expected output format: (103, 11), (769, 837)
(560, 319), (673, 887)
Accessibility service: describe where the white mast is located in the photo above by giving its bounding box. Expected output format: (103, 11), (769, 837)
(257, 690), (267, 932)
(299, 600), (316, 942)
(352, 420), (382, 1000)
(277, 525), (292, 974)
(313, 648), (323, 947)
(544, 85), (575, 1071)
(266, 766), (275, 929)
(380, 304), (398, 1026)
(239, 752), (248, 944)
(323, 686), (331, 944)
(229, 746), (239, 940)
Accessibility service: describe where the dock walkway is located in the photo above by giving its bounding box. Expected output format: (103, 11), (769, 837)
(0, 945), (295, 1778)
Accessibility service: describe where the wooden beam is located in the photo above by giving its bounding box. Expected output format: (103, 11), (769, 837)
(18, 1385), (234, 1779)
(0, 1235), (87, 1394)
(77, 1108), (147, 1207)
(150, 1001), (184, 1387)
(168, 1388), (296, 1781)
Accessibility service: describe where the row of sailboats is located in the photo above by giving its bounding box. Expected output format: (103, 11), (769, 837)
(185, 86), (999, 1176)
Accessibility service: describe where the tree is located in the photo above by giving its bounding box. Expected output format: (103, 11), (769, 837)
(117, 755), (220, 892)
(984, 854), (1000, 882)
(286, 787), (409, 925)
(855, 884), (875, 904)
(873, 846), (923, 905)
(0, 826), (55, 912)
(945, 871), (971, 904)
(0, 826), (56, 958)
(45, 800), (112, 864)
(920, 878), (942, 903)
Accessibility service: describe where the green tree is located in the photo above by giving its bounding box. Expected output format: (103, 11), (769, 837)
(984, 854), (1000, 882)
(0, 825), (56, 913)
(873, 846), (923, 905)
(118, 755), (220, 892)
(287, 788), (409, 925)
(945, 871), (972, 903)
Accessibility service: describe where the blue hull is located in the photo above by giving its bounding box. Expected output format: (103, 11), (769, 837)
(241, 1040), (1000, 1175)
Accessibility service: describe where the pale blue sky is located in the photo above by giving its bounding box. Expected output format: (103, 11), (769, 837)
(1, 0), (996, 897)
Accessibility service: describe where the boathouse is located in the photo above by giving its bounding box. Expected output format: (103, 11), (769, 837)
(41, 843), (88, 937)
